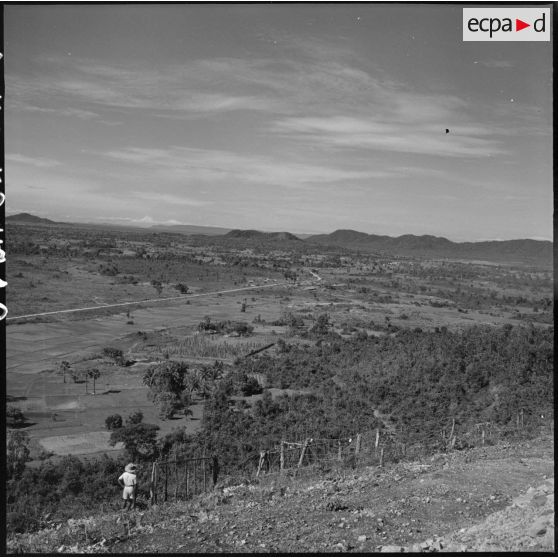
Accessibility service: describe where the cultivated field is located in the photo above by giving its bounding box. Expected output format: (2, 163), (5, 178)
(6, 223), (553, 459)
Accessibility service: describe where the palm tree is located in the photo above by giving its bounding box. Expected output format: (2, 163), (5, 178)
(60, 361), (70, 384)
(199, 366), (215, 400)
(87, 368), (101, 395)
(185, 369), (202, 400)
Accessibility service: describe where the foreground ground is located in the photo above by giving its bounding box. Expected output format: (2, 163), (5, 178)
(8, 434), (554, 554)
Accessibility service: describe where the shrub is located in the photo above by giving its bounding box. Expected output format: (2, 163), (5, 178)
(7, 406), (26, 428)
(103, 347), (124, 365)
(105, 414), (123, 431)
(311, 313), (331, 336)
(109, 423), (160, 462)
(126, 410), (144, 425)
(241, 377), (263, 396)
(175, 283), (189, 294)
(7, 430), (31, 479)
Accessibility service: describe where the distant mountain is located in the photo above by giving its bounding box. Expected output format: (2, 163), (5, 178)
(307, 229), (552, 266)
(150, 224), (232, 236)
(225, 229), (302, 242)
(6, 212), (56, 224)
(312, 229), (376, 244)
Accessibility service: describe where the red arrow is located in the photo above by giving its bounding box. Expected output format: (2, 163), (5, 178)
(516, 19), (530, 31)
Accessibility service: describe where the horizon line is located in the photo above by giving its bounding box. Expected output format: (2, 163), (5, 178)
(5, 211), (553, 244)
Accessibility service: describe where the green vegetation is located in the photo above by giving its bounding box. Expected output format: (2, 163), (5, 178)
(5, 221), (554, 540)
(143, 361), (190, 419)
(7, 452), (127, 534)
(197, 317), (254, 336)
(7, 406), (27, 428)
(180, 324), (553, 474)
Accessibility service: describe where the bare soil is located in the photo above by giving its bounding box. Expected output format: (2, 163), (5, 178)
(111, 436), (554, 554)
(8, 435), (553, 554)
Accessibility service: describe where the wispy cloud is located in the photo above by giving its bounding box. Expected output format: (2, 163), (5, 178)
(100, 145), (391, 188)
(9, 58), (282, 118)
(9, 43), (544, 161)
(130, 191), (211, 207)
(6, 153), (61, 168)
(100, 215), (187, 226)
(271, 115), (506, 158)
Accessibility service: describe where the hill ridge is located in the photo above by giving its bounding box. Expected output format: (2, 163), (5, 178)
(307, 229), (552, 265)
(6, 212), (56, 224)
(225, 229), (302, 242)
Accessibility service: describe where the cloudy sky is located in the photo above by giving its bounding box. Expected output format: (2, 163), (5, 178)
(5, 4), (553, 240)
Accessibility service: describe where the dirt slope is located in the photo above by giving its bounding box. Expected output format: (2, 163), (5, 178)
(7, 435), (553, 554)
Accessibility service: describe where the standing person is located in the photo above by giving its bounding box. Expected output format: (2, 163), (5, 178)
(118, 463), (138, 511)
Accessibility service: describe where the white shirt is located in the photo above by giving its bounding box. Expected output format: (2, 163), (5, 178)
(118, 471), (137, 487)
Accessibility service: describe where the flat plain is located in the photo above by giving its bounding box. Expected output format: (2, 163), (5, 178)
(6, 221), (553, 458)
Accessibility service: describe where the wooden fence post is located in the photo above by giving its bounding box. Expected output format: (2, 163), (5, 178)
(150, 462), (157, 505)
(212, 456), (219, 486)
(355, 433), (362, 455)
(280, 442), (285, 473)
(379, 448), (384, 468)
(375, 429), (380, 452)
(298, 439), (309, 468)
(481, 429), (485, 446)
(256, 451), (266, 477)
(174, 461), (179, 500)
(447, 418), (455, 451)
(164, 463), (168, 502)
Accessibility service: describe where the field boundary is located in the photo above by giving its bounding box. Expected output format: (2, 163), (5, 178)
(149, 413), (553, 503)
(6, 280), (301, 321)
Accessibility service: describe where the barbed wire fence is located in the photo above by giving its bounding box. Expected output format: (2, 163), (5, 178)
(149, 410), (553, 503)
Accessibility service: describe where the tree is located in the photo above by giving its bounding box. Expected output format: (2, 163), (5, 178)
(241, 376), (263, 396)
(7, 430), (30, 480)
(143, 360), (189, 419)
(143, 360), (188, 395)
(198, 361), (224, 399)
(155, 392), (182, 420)
(60, 360), (71, 384)
(175, 283), (189, 294)
(284, 270), (297, 282)
(6, 406), (26, 428)
(126, 410), (144, 425)
(185, 369), (202, 398)
(103, 347), (124, 365)
(109, 423), (160, 462)
(105, 414), (123, 431)
(151, 279), (163, 295)
(87, 368), (101, 395)
(311, 313), (331, 336)
(198, 316), (217, 333)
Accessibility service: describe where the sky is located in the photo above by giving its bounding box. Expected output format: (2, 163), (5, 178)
(4, 3), (553, 241)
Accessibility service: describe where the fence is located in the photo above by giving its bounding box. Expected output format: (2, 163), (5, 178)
(248, 412), (553, 479)
(148, 411), (552, 503)
(150, 456), (218, 504)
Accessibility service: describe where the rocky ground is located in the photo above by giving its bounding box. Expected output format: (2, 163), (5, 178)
(7, 434), (554, 554)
